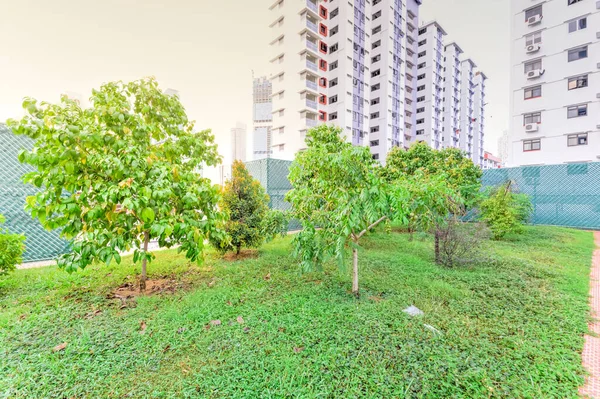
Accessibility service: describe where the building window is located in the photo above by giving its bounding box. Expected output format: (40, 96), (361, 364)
(372, 55), (381, 63)
(568, 46), (587, 62)
(418, 39), (427, 46)
(319, 41), (328, 54)
(372, 25), (382, 34)
(370, 112), (379, 119)
(318, 111), (327, 121)
(417, 96), (425, 102)
(417, 63), (426, 69)
(319, 94), (327, 105)
(329, 78), (338, 87)
(568, 17), (587, 32)
(330, 25), (339, 36)
(371, 83), (380, 91)
(319, 5), (328, 19)
(372, 40), (381, 49)
(319, 77), (327, 88)
(525, 5), (542, 21)
(330, 8), (339, 18)
(524, 85), (542, 99)
(371, 98), (380, 105)
(568, 74), (588, 90)
(523, 112), (541, 125)
(371, 69), (381, 78)
(319, 59), (328, 71)
(417, 74), (426, 80)
(372, 10), (382, 20)
(568, 0), (584, 4)
(329, 61), (338, 71)
(525, 31), (542, 46)
(417, 85), (425, 91)
(416, 129), (425, 135)
(372, 154), (380, 160)
(416, 119), (424, 124)
(370, 126), (380, 133)
(329, 43), (338, 53)
(523, 139), (541, 152)
(416, 107), (425, 113)
(329, 95), (338, 104)
(370, 140), (379, 147)
(524, 59), (542, 72)
(567, 104), (587, 118)
(418, 51), (426, 58)
(329, 112), (338, 121)
(567, 133), (588, 146)
(319, 23), (328, 36)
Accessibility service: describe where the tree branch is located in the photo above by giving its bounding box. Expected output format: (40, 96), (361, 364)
(357, 216), (388, 240)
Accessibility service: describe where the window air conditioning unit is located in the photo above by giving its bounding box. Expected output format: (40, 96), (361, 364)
(525, 123), (539, 133)
(526, 44), (541, 54)
(527, 15), (542, 26)
(526, 69), (544, 79)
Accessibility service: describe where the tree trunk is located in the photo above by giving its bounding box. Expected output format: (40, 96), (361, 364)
(352, 247), (359, 298)
(434, 229), (441, 265)
(140, 231), (150, 292)
(236, 245), (242, 256)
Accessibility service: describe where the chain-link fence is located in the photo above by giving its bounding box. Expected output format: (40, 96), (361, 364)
(482, 163), (600, 230)
(245, 158), (600, 231)
(0, 125), (71, 262)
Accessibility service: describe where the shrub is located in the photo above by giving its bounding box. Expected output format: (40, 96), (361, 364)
(480, 182), (533, 240)
(0, 214), (25, 275)
(437, 219), (490, 268)
(210, 161), (287, 255)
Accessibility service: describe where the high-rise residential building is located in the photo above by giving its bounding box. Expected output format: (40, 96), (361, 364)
(415, 21), (447, 150)
(498, 130), (510, 165)
(483, 151), (502, 169)
(253, 77), (273, 160)
(267, 1), (488, 165)
(472, 71), (488, 167)
(509, 0), (599, 166)
(231, 122), (247, 162)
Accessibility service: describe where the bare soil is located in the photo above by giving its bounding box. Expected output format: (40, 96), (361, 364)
(223, 250), (259, 261)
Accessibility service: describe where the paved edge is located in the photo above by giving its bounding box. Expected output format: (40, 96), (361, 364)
(580, 231), (600, 398)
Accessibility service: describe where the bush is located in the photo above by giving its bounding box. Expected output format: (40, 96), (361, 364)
(0, 214), (25, 275)
(480, 182), (533, 240)
(210, 161), (287, 255)
(437, 219), (490, 268)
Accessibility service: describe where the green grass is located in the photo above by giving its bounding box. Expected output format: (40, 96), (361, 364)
(0, 226), (595, 398)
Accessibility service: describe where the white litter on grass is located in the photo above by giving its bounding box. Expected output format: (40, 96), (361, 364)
(403, 305), (424, 317)
(423, 324), (442, 336)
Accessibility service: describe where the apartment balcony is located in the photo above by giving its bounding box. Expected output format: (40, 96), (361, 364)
(306, 0), (318, 15)
(306, 59), (318, 72)
(306, 99), (318, 110)
(306, 19), (318, 34)
(305, 118), (318, 128)
(306, 40), (318, 54)
(305, 80), (318, 92)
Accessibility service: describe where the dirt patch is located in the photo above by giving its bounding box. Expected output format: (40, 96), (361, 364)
(223, 250), (259, 261)
(111, 278), (183, 299)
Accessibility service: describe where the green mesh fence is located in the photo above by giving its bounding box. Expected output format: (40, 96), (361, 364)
(245, 158), (600, 231)
(0, 124), (71, 262)
(482, 163), (600, 230)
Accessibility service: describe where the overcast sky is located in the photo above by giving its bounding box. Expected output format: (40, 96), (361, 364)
(0, 0), (510, 165)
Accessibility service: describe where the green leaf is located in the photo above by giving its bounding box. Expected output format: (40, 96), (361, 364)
(65, 162), (75, 174)
(141, 207), (155, 223)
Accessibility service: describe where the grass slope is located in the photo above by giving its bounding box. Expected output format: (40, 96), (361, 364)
(0, 226), (595, 398)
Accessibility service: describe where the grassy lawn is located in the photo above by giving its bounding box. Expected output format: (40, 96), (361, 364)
(0, 226), (595, 398)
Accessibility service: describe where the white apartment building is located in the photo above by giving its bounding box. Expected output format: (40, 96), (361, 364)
(231, 122), (247, 162)
(483, 151), (503, 169)
(509, 0), (600, 166)
(268, 0), (422, 162)
(267, 1), (489, 165)
(415, 21), (447, 149)
(253, 77), (274, 160)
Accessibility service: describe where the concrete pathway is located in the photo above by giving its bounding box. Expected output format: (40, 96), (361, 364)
(581, 231), (600, 398)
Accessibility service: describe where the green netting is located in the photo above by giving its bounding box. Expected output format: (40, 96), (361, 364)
(482, 163), (600, 230)
(0, 124), (71, 262)
(245, 158), (600, 231)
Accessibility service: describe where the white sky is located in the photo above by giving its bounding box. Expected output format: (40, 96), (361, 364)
(0, 0), (510, 177)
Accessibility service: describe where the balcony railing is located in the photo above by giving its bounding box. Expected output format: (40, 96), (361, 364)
(306, 80), (317, 91)
(307, 20), (318, 33)
(306, 119), (318, 127)
(306, 40), (318, 53)
(306, 0), (318, 13)
(306, 99), (317, 109)
(306, 60), (318, 72)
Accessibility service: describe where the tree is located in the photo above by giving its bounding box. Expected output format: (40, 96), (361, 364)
(384, 142), (481, 263)
(480, 181), (533, 240)
(286, 126), (410, 296)
(8, 77), (225, 290)
(0, 214), (25, 276)
(209, 161), (286, 255)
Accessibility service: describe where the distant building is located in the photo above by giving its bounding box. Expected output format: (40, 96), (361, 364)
(253, 77), (273, 160)
(498, 130), (510, 166)
(509, 0), (599, 166)
(483, 151), (502, 169)
(231, 122), (247, 162)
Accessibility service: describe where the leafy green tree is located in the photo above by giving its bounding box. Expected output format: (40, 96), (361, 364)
(210, 161), (286, 255)
(480, 182), (533, 240)
(8, 77), (224, 290)
(0, 214), (25, 276)
(286, 126), (410, 296)
(384, 142), (481, 263)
